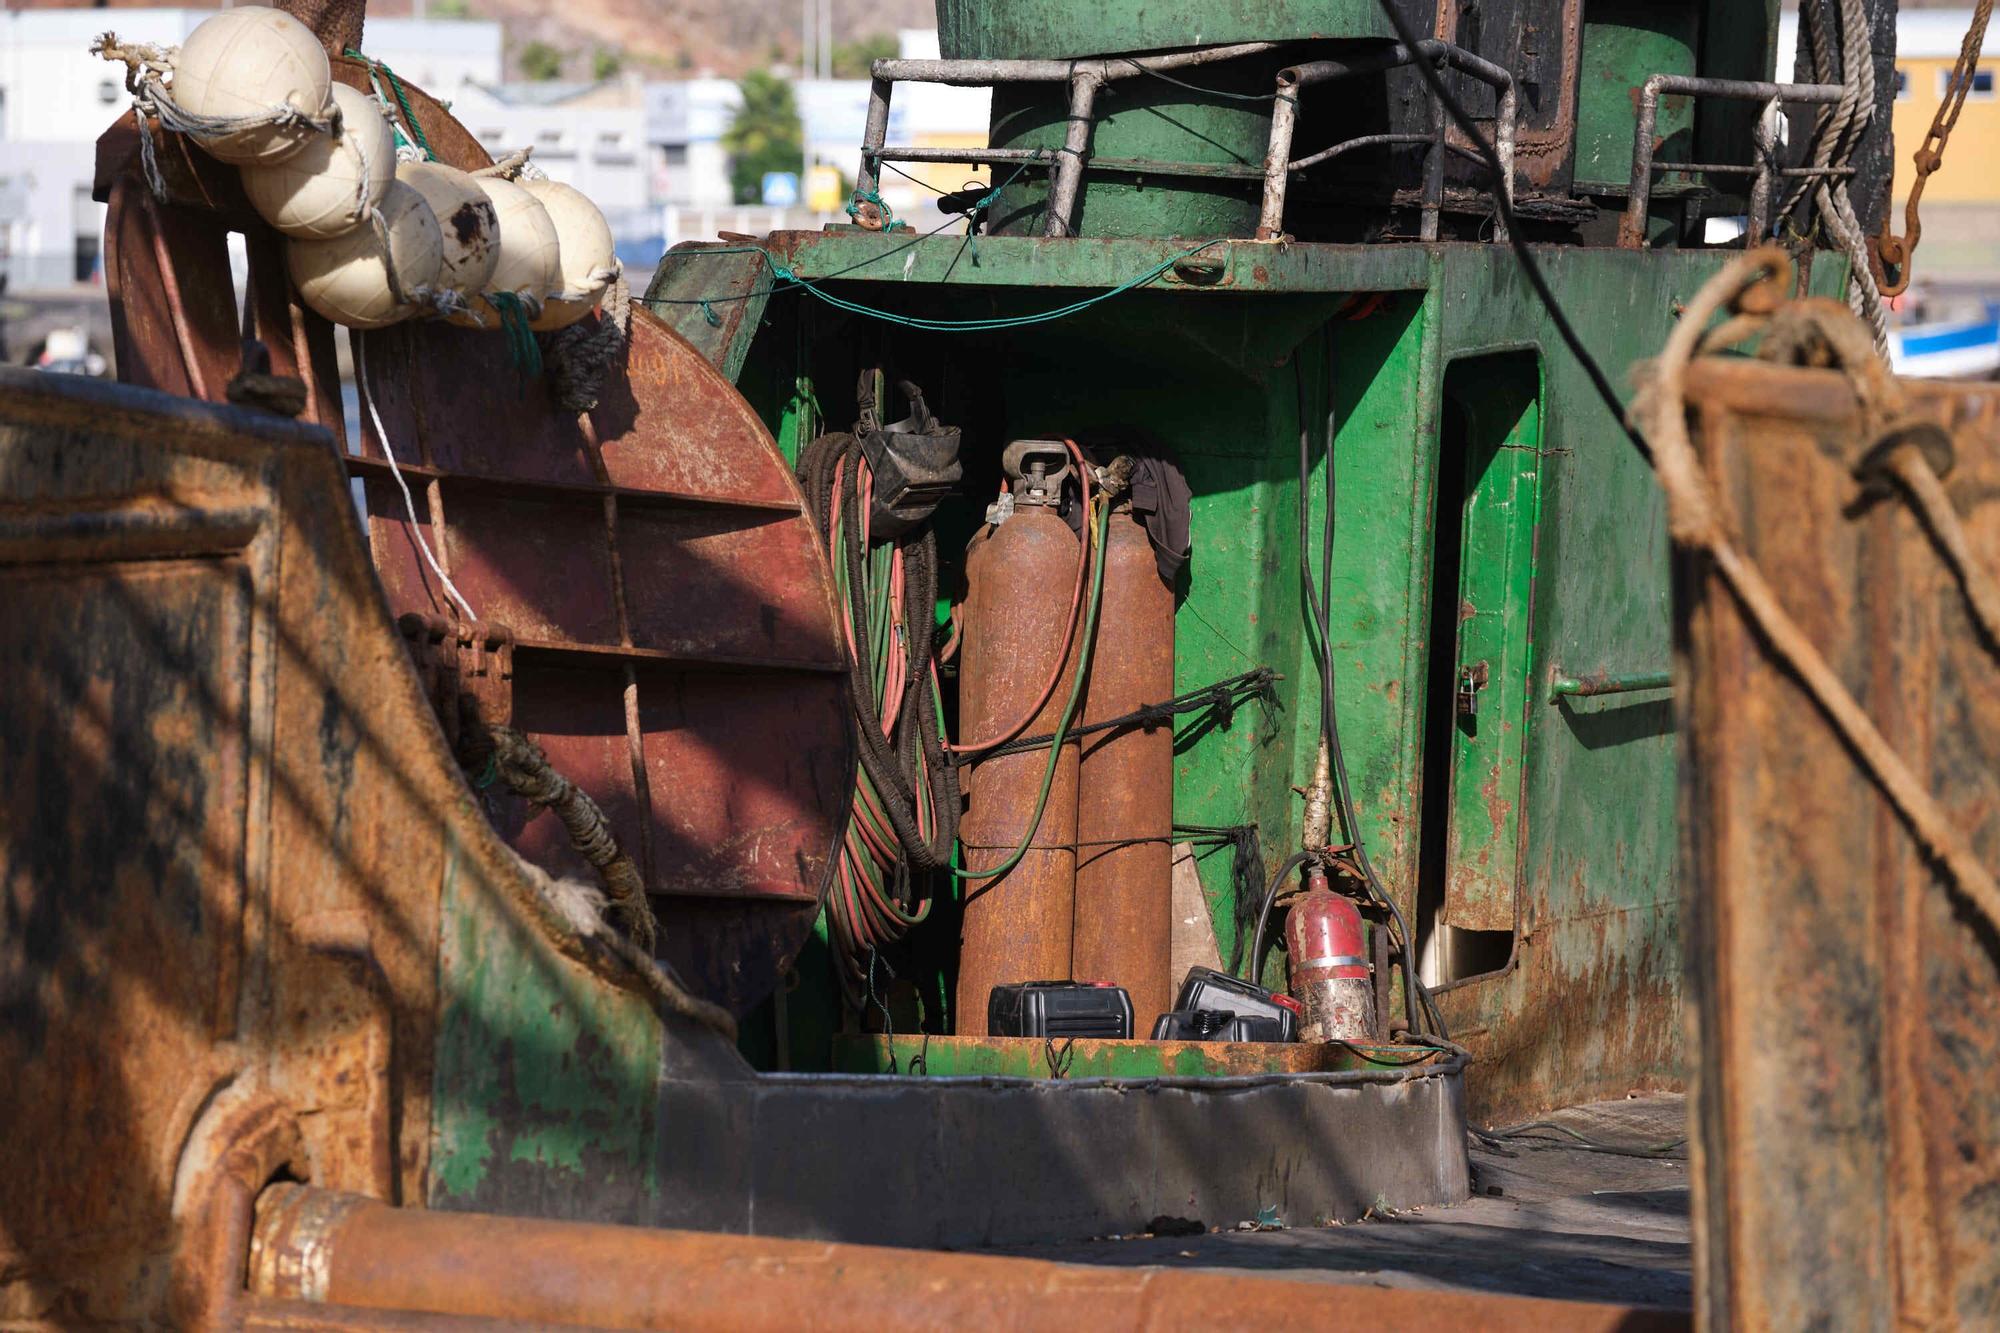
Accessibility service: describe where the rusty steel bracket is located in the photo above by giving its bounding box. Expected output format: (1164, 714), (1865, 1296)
(396, 613), (516, 744)
(169, 1094), (311, 1330)
(1850, 417), (1958, 502)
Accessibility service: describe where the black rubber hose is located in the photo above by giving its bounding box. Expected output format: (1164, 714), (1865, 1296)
(1247, 850), (1315, 985)
(1318, 338), (1448, 1040)
(803, 433), (956, 871)
(1293, 350), (1444, 1039)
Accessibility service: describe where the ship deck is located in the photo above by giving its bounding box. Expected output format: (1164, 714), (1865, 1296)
(991, 1094), (1691, 1312)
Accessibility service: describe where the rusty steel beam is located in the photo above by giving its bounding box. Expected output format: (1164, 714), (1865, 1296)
(1676, 357), (2000, 1327)
(249, 1185), (1688, 1331)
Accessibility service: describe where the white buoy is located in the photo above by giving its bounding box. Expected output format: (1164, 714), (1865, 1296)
(241, 83), (393, 241)
(450, 176), (562, 329)
(169, 6), (331, 166)
(396, 161), (501, 309)
(519, 178), (616, 331)
(287, 179), (443, 329)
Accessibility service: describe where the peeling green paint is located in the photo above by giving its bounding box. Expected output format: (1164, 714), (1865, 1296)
(429, 831), (663, 1217)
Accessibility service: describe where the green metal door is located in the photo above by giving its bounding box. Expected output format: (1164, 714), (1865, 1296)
(1436, 354), (1543, 942)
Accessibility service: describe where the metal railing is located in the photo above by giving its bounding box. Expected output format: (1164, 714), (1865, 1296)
(1548, 669), (1673, 702)
(855, 51), (1843, 250)
(858, 44), (1278, 239)
(1617, 74), (1849, 249)
(1258, 40), (1517, 242)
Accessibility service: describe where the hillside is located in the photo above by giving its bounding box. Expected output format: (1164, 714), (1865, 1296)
(368, 0), (936, 79)
(450, 0), (1982, 80)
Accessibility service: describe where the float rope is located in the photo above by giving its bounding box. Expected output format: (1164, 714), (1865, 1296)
(343, 47), (433, 160)
(93, 32), (341, 198)
(483, 726), (660, 952)
(547, 271), (632, 413)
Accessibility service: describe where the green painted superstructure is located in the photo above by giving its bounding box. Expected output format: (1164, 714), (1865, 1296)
(425, 0), (1847, 1208)
(641, 237), (1842, 1111)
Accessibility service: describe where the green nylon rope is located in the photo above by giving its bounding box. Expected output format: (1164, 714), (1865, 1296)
(648, 239), (1224, 335)
(488, 292), (542, 379)
(642, 151), (1224, 335)
(344, 47), (433, 160)
(951, 497), (1109, 883)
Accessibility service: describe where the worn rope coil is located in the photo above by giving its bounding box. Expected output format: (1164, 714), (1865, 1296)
(1788, 0), (1890, 356)
(485, 724), (660, 952)
(547, 271), (631, 413)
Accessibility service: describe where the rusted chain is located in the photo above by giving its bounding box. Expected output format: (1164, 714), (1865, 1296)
(487, 724), (659, 952)
(1872, 0), (1995, 296)
(1639, 247), (2000, 936)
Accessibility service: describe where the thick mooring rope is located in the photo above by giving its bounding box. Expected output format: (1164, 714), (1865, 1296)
(1640, 246), (2000, 934)
(484, 725), (660, 952)
(547, 271), (631, 414)
(1790, 0), (1890, 356)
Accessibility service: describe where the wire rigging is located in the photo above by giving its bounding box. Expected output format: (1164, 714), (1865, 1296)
(1370, 0), (1652, 464)
(1292, 339), (1446, 1040)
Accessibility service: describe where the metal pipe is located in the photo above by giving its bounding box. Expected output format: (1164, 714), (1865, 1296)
(1618, 75), (1846, 249)
(1262, 41), (1516, 244)
(1045, 72), (1102, 238)
(855, 76), (892, 206)
(1658, 162), (1856, 178)
(861, 45), (1277, 238)
(248, 1184), (1691, 1331)
(870, 43), (1278, 88)
(866, 147), (1259, 182)
(1423, 73), (1446, 242)
(1289, 132), (1485, 172)
(1549, 669), (1673, 701)
(1256, 77), (1300, 238)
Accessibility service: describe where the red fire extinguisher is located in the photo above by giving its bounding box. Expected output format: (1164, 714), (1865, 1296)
(1284, 864), (1374, 1042)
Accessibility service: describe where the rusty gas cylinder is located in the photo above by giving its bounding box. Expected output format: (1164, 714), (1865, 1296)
(1073, 495), (1175, 1026)
(1284, 864), (1374, 1042)
(955, 442), (1084, 1032)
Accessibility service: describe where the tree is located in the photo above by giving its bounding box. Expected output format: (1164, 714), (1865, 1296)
(591, 48), (622, 81)
(721, 71), (804, 205)
(831, 34), (898, 80)
(517, 40), (565, 82)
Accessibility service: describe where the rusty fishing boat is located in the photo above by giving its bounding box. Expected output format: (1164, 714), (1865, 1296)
(5, 0), (2000, 1326)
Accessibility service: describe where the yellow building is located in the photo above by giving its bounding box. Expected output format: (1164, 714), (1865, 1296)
(1888, 10), (2000, 206)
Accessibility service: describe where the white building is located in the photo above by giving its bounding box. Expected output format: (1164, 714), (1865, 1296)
(642, 77), (741, 211)
(450, 78), (650, 242)
(0, 8), (501, 291)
